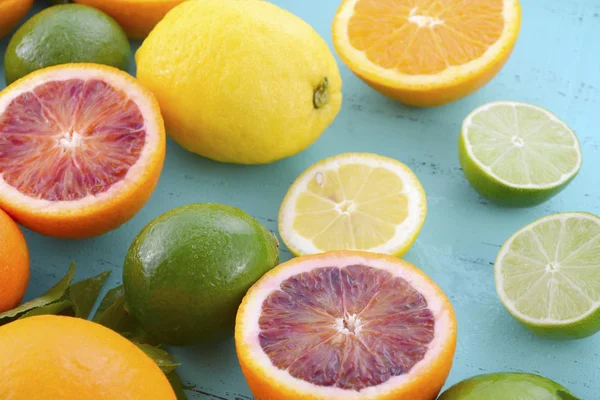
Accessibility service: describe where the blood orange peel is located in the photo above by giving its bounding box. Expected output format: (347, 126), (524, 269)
(0, 63), (165, 238)
(235, 251), (456, 400)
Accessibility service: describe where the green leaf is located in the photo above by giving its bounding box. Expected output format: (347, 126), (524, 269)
(166, 370), (190, 400)
(0, 262), (76, 324)
(93, 285), (125, 319)
(92, 286), (155, 343)
(68, 270), (111, 318)
(134, 343), (180, 374)
(93, 287), (189, 398)
(18, 299), (73, 319)
(92, 286), (136, 332)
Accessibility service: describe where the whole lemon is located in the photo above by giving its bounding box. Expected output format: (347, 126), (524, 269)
(135, 0), (342, 164)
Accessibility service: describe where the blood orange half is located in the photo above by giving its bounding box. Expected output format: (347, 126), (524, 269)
(0, 64), (165, 238)
(235, 251), (457, 400)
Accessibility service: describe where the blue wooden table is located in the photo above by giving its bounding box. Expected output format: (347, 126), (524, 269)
(2, 0), (599, 398)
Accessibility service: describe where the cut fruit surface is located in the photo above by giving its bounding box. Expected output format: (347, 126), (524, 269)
(496, 212), (600, 339)
(332, 0), (521, 106)
(236, 251), (457, 400)
(459, 102), (582, 207)
(278, 153), (426, 256)
(0, 64), (165, 238)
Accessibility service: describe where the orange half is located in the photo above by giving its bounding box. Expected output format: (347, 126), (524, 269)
(235, 251), (457, 400)
(0, 64), (165, 238)
(332, 0), (521, 106)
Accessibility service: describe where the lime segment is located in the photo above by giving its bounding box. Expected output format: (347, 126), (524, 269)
(459, 101), (582, 206)
(495, 212), (600, 339)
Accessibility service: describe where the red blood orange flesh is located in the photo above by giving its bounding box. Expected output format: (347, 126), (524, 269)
(236, 251), (457, 400)
(0, 64), (165, 238)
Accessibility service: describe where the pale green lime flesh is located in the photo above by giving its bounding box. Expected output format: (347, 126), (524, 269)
(495, 212), (600, 339)
(459, 101), (582, 207)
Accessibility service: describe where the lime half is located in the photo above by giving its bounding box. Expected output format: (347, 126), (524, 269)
(495, 212), (600, 339)
(459, 101), (582, 207)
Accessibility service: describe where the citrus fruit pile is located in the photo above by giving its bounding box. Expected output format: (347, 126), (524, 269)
(0, 0), (595, 398)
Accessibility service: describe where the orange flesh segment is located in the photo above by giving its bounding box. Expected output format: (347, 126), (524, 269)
(348, 0), (505, 75)
(259, 265), (435, 391)
(0, 79), (145, 201)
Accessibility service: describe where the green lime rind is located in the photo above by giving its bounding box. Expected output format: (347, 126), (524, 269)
(4, 4), (131, 85)
(123, 203), (280, 345)
(495, 212), (600, 339)
(133, 343), (180, 374)
(166, 370), (191, 400)
(459, 134), (579, 207)
(438, 373), (579, 400)
(68, 270), (112, 318)
(459, 102), (582, 207)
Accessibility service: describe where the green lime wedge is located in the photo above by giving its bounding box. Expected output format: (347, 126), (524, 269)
(459, 101), (582, 207)
(495, 212), (600, 339)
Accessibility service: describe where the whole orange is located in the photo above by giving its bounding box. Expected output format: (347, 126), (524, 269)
(0, 315), (177, 400)
(0, 0), (33, 40)
(0, 208), (29, 313)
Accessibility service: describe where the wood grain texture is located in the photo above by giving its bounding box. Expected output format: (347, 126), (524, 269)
(1, 0), (599, 398)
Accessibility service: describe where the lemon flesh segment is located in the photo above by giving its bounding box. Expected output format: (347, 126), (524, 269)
(495, 213), (600, 338)
(279, 153), (426, 256)
(460, 101), (582, 207)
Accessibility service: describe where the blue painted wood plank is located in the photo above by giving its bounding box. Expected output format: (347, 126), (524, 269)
(1, 0), (599, 398)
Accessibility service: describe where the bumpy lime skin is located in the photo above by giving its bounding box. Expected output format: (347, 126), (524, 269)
(438, 373), (579, 400)
(123, 203), (280, 346)
(458, 133), (581, 208)
(4, 4), (131, 84)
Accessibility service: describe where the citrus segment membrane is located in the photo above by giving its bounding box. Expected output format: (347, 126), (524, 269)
(496, 213), (600, 323)
(279, 153), (426, 256)
(259, 264), (435, 391)
(464, 102), (581, 188)
(0, 79), (146, 201)
(347, 0), (505, 75)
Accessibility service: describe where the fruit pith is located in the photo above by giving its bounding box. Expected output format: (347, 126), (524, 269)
(0, 64), (165, 238)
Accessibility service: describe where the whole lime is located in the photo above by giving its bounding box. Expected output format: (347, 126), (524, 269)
(439, 373), (579, 400)
(4, 4), (131, 85)
(123, 203), (280, 345)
